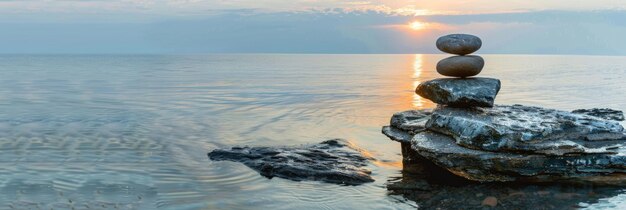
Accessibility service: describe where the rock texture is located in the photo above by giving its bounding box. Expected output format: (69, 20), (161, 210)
(412, 131), (626, 182)
(382, 105), (626, 182)
(427, 105), (626, 155)
(208, 139), (374, 185)
(573, 108), (625, 121)
(436, 34), (482, 55)
(436, 55), (485, 77)
(416, 78), (501, 107)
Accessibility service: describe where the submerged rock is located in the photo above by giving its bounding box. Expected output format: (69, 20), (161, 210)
(572, 108), (625, 121)
(208, 139), (374, 185)
(436, 34), (482, 55)
(416, 78), (501, 107)
(436, 55), (485, 77)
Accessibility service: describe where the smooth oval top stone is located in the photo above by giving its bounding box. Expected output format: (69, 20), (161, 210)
(436, 55), (484, 77)
(436, 34), (482, 55)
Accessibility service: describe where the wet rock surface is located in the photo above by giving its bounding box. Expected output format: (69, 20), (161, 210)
(387, 166), (625, 210)
(386, 149), (626, 209)
(413, 131), (626, 182)
(415, 78), (501, 107)
(208, 139), (374, 185)
(388, 109), (432, 135)
(427, 105), (626, 155)
(382, 105), (626, 183)
(573, 108), (625, 121)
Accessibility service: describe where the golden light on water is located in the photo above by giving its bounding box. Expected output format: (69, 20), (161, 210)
(412, 54), (425, 108)
(409, 21), (427, 30)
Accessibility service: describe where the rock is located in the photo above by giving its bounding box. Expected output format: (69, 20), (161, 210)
(436, 55), (485, 77)
(389, 109), (433, 134)
(415, 78), (500, 107)
(426, 105), (626, 155)
(572, 108), (625, 121)
(388, 164), (626, 210)
(382, 106), (626, 183)
(208, 139), (374, 185)
(382, 126), (413, 143)
(411, 131), (626, 182)
(482, 196), (498, 207)
(436, 34), (482, 55)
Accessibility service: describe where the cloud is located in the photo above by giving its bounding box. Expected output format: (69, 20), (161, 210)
(1, 0), (626, 19)
(0, 9), (625, 54)
(143, 10), (626, 55)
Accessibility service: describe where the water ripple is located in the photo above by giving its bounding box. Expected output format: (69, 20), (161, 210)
(0, 54), (623, 209)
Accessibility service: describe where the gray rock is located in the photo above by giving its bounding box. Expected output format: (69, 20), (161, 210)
(436, 34), (482, 55)
(415, 78), (500, 107)
(572, 108), (625, 121)
(389, 109), (433, 134)
(382, 126), (413, 143)
(388, 166), (626, 210)
(208, 139), (374, 185)
(426, 105), (626, 155)
(411, 131), (626, 183)
(382, 106), (626, 183)
(436, 55), (485, 77)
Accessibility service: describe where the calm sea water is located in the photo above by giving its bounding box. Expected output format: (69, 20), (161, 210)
(0, 54), (625, 209)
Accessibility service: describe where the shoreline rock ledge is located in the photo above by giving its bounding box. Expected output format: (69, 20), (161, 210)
(383, 34), (626, 183)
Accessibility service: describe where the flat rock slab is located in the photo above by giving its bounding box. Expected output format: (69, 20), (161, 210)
(389, 109), (432, 134)
(208, 139), (374, 185)
(416, 78), (500, 107)
(382, 109), (433, 145)
(573, 108), (625, 121)
(427, 105), (626, 155)
(412, 131), (626, 182)
(382, 126), (414, 143)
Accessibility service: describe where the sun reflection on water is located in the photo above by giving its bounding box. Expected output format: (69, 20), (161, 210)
(412, 54), (425, 108)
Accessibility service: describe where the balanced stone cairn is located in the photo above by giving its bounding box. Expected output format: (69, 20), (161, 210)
(435, 34), (484, 77)
(383, 34), (626, 183)
(417, 34), (500, 107)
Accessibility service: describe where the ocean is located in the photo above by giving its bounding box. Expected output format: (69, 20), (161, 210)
(0, 54), (625, 209)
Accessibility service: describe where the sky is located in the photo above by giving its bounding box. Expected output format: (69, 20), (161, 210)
(1, 0), (626, 55)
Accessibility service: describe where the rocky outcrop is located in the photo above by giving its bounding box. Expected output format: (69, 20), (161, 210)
(382, 105), (626, 182)
(388, 33), (626, 185)
(426, 105), (626, 155)
(413, 131), (626, 182)
(572, 108), (625, 121)
(415, 78), (501, 107)
(208, 139), (374, 185)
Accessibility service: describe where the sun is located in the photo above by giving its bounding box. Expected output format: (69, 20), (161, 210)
(409, 21), (427, 30)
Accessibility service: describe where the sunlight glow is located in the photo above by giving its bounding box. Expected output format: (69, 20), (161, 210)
(409, 21), (427, 30)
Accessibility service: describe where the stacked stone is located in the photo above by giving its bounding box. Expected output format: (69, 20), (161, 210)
(416, 34), (500, 108)
(435, 34), (484, 77)
(382, 34), (626, 184)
